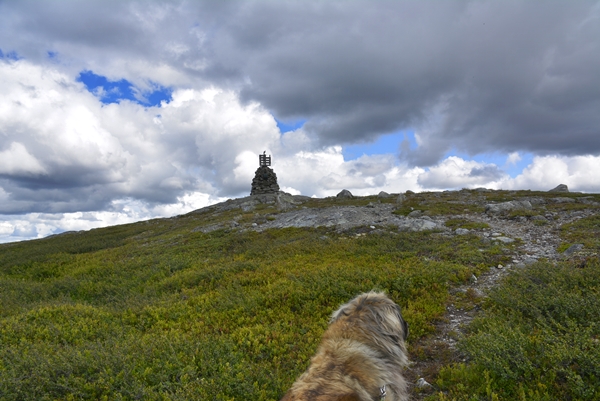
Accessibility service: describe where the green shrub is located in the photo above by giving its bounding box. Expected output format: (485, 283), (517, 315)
(432, 259), (600, 400)
(0, 219), (504, 400)
(445, 218), (490, 230)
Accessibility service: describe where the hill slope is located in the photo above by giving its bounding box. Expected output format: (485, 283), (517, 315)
(1, 189), (599, 400)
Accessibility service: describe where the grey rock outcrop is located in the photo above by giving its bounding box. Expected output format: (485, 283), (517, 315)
(485, 200), (532, 215)
(251, 166), (280, 195)
(549, 184), (569, 193)
(256, 204), (444, 233)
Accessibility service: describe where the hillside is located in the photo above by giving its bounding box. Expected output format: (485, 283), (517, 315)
(1, 189), (599, 400)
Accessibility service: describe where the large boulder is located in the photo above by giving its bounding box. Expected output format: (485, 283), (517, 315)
(336, 189), (354, 198)
(549, 184), (569, 193)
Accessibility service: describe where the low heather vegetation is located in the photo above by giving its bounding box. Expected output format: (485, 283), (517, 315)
(0, 190), (598, 400)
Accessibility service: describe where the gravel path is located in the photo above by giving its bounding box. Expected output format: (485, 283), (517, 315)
(407, 208), (598, 397)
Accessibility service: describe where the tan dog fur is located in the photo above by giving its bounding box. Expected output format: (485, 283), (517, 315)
(281, 292), (409, 401)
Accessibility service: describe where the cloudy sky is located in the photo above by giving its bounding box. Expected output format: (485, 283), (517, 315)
(1, 0), (599, 243)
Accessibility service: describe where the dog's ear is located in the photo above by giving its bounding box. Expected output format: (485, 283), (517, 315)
(394, 304), (409, 340)
(330, 302), (350, 323)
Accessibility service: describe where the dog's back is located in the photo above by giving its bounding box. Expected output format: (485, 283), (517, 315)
(280, 292), (409, 401)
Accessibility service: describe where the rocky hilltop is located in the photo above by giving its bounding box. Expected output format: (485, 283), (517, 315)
(188, 187), (599, 268)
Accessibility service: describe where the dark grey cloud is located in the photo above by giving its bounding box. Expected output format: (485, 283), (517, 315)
(0, 179), (113, 214)
(3, 0), (599, 167)
(221, 1), (600, 164)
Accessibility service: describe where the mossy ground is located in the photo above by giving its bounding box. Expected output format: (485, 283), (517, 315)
(0, 190), (599, 400)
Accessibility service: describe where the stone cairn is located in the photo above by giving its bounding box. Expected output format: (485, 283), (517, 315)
(250, 152), (280, 195)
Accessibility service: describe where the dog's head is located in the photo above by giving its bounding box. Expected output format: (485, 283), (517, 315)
(330, 291), (409, 347)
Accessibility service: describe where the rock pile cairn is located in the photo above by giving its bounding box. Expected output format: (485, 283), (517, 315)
(251, 152), (280, 195)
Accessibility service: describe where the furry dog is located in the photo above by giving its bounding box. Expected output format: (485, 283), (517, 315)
(281, 292), (409, 401)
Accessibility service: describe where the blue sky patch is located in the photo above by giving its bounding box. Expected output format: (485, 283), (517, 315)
(77, 70), (172, 107)
(343, 131), (414, 161)
(0, 49), (21, 60)
(275, 118), (306, 133)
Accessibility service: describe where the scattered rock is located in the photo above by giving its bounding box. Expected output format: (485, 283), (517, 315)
(563, 243), (584, 257)
(493, 236), (515, 244)
(407, 210), (423, 218)
(485, 200), (532, 215)
(579, 197), (600, 206)
(455, 228), (470, 235)
(550, 197), (575, 203)
(396, 193), (406, 204)
(549, 184), (569, 193)
(416, 378), (432, 388)
(377, 191), (392, 198)
(192, 224), (223, 233)
(336, 189), (353, 198)
(396, 218), (439, 232)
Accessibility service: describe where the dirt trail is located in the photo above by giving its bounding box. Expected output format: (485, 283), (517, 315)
(407, 209), (596, 398)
